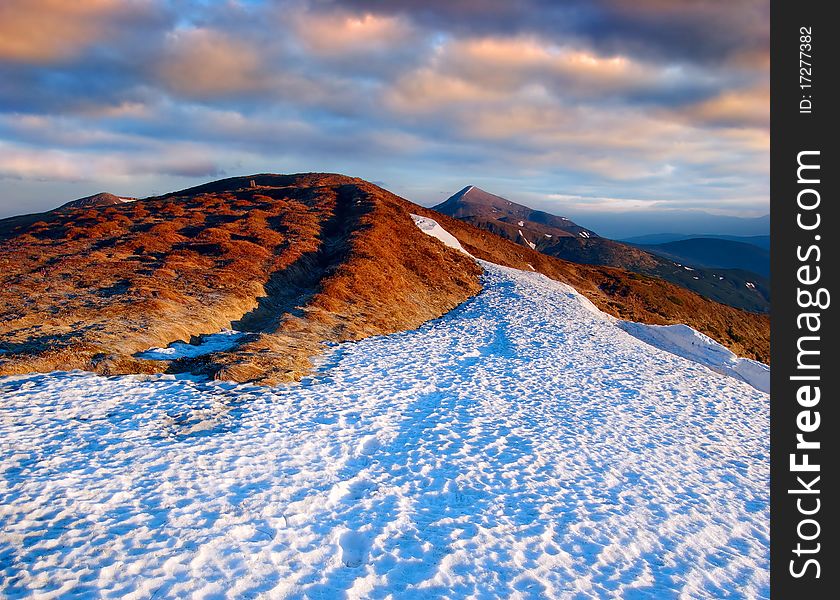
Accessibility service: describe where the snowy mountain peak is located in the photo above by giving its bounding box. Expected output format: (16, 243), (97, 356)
(433, 186), (598, 243)
(58, 192), (137, 210)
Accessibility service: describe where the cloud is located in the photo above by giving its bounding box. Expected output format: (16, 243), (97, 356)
(0, 0), (167, 63)
(385, 35), (719, 119)
(324, 0), (768, 63)
(155, 28), (270, 98)
(292, 10), (416, 57)
(0, 140), (225, 181)
(545, 193), (663, 212)
(676, 85), (770, 129)
(441, 37), (664, 94)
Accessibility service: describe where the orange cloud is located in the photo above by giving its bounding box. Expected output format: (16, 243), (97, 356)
(293, 11), (415, 56)
(384, 68), (509, 114)
(0, 0), (148, 63)
(680, 86), (769, 128)
(449, 37), (655, 89)
(156, 29), (267, 98)
(0, 139), (223, 181)
(385, 36), (670, 114)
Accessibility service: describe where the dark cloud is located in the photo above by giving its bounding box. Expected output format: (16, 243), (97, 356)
(321, 0), (768, 63)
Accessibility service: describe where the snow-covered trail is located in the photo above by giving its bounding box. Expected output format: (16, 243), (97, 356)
(0, 264), (768, 599)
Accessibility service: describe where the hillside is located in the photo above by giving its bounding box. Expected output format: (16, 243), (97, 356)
(0, 174), (482, 383)
(435, 187), (770, 313)
(0, 174), (769, 381)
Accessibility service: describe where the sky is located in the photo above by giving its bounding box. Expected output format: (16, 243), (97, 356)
(0, 0), (769, 231)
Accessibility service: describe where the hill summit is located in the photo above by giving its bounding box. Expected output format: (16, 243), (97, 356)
(0, 174), (482, 383)
(59, 192), (136, 210)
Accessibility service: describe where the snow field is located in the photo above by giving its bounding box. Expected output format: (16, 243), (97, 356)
(1, 262), (768, 598)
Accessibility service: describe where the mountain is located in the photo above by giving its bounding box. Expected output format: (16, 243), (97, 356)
(635, 238), (770, 277)
(435, 185), (597, 249)
(436, 187), (769, 313)
(0, 192), (139, 239)
(59, 192), (137, 210)
(0, 173), (769, 382)
(622, 233), (770, 250)
(0, 174), (482, 384)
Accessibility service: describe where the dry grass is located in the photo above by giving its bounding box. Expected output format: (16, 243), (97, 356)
(0, 174), (481, 382)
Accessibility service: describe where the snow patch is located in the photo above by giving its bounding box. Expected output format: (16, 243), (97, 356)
(137, 329), (245, 360)
(337, 529), (368, 567)
(410, 214), (472, 257)
(357, 435), (380, 456)
(518, 230), (536, 250)
(618, 322), (769, 393)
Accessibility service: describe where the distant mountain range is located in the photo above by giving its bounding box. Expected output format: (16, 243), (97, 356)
(434, 186), (769, 313)
(622, 233), (770, 250)
(558, 210), (769, 240)
(633, 238), (770, 277)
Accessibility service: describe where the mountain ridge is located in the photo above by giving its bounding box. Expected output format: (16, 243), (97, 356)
(636, 238), (770, 277)
(0, 173), (770, 382)
(0, 173), (483, 383)
(435, 186), (770, 313)
(434, 186), (597, 243)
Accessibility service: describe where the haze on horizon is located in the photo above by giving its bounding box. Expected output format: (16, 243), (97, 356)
(0, 0), (768, 234)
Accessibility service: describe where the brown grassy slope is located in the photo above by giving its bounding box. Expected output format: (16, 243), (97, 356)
(0, 174), (481, 382)
(199, 178), (483, 384)
(407, 203), (770, 364)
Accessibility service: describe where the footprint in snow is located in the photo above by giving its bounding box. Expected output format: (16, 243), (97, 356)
(357, 435), (380, 456)
(337, 529), (368, 568)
